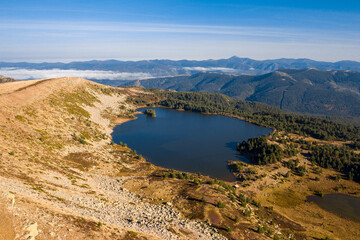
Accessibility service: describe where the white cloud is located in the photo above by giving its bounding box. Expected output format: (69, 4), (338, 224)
(183, 67), (237, 73)
(0, 68), (152, 80)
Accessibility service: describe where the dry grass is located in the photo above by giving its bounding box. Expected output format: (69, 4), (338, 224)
(64, 152), (99, 171)
(0, 78), (359, 240)
(0, 203), (16, 240)
(0, 78), (162, 239)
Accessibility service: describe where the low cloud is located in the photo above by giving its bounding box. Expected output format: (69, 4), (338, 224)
(183, 67), (237, 73)
(0, 68), (153, 80)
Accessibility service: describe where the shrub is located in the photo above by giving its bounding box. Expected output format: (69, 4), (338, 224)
(315, 190), (324, 198)
(128, 231), (138, 236)
(216, 201), (225, 208)
(257, 225), (265, 234)
(244, 209), (252, 217)
(252, 200), (261, 208)
(225, 225), (232, 232)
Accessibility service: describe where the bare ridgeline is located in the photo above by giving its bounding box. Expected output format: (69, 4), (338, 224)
(0, 78), (225, 240)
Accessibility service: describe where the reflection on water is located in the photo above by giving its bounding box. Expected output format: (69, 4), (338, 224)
(112, 107), (272, 181)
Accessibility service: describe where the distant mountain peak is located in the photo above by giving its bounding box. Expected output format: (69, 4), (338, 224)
(228, 56), (241, 60)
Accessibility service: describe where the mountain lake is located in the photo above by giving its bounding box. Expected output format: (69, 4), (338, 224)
(112, 107), (272, 181)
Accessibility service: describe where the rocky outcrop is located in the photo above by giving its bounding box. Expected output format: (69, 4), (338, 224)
(0, 75), (16, 83)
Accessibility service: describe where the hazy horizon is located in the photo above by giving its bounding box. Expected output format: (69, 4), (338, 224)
(1, 55), (360, 64)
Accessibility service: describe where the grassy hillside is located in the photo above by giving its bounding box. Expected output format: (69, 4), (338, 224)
(1, 78), (359, 240)
(0, 78), (232, 240)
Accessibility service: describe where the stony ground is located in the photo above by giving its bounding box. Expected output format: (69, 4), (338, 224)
(0, 78), (226, 240)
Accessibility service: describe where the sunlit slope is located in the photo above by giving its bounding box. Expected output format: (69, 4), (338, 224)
(0, 77), (225, 240)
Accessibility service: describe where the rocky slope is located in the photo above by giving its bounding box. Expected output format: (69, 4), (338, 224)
(0, 78), (226, 240)
(0, 75), (16, 83)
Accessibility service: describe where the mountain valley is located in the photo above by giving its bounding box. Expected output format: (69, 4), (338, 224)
(122, 69), (360, 121)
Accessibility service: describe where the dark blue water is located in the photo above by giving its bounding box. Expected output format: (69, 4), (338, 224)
(307, 194), (360, 222)
(112, 108), (272, 181)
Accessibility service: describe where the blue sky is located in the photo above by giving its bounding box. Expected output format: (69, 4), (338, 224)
(0, 0), (359, 62)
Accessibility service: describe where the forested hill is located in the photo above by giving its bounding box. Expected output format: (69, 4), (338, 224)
(124, 69), (360, 118)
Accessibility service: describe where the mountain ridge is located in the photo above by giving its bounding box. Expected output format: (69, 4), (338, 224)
(1, 57), (360, 79)
(121, 68), (360, 119)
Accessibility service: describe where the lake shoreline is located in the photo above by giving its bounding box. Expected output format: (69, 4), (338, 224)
(307, 193), (360, 223)
(111, 107), (272, 181)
